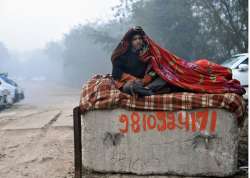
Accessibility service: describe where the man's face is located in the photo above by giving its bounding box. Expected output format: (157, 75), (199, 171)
(131, 34), (143, 51)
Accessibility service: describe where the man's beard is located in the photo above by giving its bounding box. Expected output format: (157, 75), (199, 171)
(131, 44), (143, 54)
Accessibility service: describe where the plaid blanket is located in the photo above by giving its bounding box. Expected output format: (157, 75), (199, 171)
(80, 74), (247, 123)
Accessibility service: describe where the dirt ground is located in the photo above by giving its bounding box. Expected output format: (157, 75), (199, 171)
(0, 81), (79, 178)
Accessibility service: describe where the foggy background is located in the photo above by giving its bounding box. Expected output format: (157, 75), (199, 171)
(0, 0), (248, 88)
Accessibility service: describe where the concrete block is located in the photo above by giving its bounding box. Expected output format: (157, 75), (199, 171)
(82, 108), (239, 177)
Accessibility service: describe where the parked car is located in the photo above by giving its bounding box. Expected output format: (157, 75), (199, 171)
(0, 77), (16, 104)
(221, 53), (248, 99)
(0, 75), (24, 101)
(0, 81), (8, 108)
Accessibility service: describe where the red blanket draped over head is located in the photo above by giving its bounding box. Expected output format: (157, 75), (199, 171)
(111, 26), (246, 95)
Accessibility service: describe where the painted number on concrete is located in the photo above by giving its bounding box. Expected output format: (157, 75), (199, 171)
(118, 109), (217, 134)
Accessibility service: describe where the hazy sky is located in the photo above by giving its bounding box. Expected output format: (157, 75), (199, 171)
(0, 0), (120, 52)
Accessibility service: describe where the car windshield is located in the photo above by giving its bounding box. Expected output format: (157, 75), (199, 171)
(0, 76), (17, 86)
(221, 55), (247, 68)
(221, 57), (237, 68)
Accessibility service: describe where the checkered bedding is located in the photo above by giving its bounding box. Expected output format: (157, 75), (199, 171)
(79, 74), (247, 123)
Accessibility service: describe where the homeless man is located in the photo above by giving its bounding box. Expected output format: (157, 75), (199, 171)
(111, 26), (184, 97)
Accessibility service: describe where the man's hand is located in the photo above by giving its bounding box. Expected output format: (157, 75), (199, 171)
(134, 79), (144, 86)
(124, 80), (134, 88)
(123, 80), (140, 99)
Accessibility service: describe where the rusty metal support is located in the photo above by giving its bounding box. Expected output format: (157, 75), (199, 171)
(73, 106), (82, 178)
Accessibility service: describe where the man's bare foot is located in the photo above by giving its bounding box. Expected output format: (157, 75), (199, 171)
(131, 90), (139, 99)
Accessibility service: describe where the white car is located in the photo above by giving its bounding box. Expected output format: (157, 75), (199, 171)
(0, 78), (16, 105)
(0, 84), (7, 108)
(221, 53), (248, 99)
(0, 76), (24, 101)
